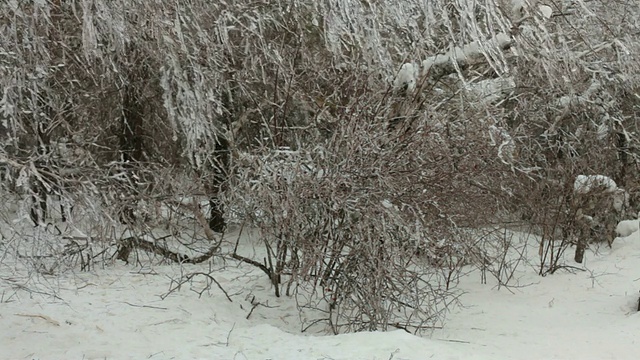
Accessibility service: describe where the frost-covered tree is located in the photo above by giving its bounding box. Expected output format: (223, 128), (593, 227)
(0, 0), (639, 332)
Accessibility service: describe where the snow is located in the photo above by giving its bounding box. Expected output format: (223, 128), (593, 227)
(394, 63), (419, 93)
(538, 5), (553, 19)
(2, 227), (640, 359)
(616, 219), (639, 237)
(574, 174), (618, 194)
(613, 189), (631, 214)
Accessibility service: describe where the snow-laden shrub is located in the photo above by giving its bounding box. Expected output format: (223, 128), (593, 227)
(570, 174), (632, 257)
(225, 84), (515, 333)
(573, 175), (631, 217)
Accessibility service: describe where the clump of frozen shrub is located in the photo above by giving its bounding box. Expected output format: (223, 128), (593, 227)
(226, 85), (515, 333)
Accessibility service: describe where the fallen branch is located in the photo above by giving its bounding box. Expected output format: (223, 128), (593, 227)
(231, 221), (273, 279)
(231, 252), (272, 278)
(116, 236), (218, 264)
(15, 313), (60, 326)
(162, 271), (232, 302)
(122, 302), (168, 310)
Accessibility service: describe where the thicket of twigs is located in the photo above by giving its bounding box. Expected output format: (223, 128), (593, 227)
(0, 0), (639, 332)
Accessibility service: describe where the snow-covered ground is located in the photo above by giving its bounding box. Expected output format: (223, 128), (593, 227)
(1, 224), (639, 360)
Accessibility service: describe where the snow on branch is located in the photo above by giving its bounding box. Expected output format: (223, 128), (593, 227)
(392, 32), (512, 94)
(573, 174), (617, 194)
(393, 63), (419, 94)
(466, 77), (516, 104)
(573, 174), (630, 214)
(421, 33), (512, 78)
(556, 79), (602, 108)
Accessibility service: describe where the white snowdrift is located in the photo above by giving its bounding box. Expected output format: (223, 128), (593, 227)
(2, 228), (640, 359)
(616, 219), (639, 237)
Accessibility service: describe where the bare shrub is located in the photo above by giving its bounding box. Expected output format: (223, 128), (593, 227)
(226, 72), (522, 332)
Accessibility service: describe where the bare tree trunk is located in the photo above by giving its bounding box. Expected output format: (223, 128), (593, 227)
(207, 135), (229, 233)
(117, 81), (145, 224)
(574, 236), (586, 263)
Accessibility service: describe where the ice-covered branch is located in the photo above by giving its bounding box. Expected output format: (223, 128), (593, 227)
(556, 79), (603, 108)
(392, 32), (513, 94)
(421, 33), (512, 78)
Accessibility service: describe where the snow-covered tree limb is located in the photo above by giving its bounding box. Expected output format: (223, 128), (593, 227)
(421, 33), (512, 77)
(393, 32), (513, 94)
